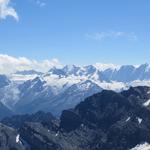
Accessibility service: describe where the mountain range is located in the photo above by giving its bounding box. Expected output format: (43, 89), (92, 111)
(1, 86), (150, 150)
(1, 63), (150, 118)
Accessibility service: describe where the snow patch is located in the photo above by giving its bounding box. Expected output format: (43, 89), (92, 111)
(43, 74), (88, 93)
(143, 99), (150, 107)
(81, 124), (84, 127)
(130, 80), (150, 87)
(126, 117), (131, 122)
(137, 117), (142, 124)
(16, 134), (22, 144)
(97, 81), (127, 92)
(130, 142), (150, 150)
(55, 132), (59, 137)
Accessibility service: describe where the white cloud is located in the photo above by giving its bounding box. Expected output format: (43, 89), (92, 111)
(0, 0), (18, 21)
(0, 54), (62, 74)
(86, 31), (137, 41)
(35, 0), (46, 7)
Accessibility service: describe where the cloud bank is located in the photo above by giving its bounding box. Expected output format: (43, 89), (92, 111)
(0, 54), (62, 74)
(0, 0), (19, 21)
(86, 31), (137, 41)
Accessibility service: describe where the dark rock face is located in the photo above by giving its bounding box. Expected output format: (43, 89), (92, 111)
(0, 123), (26, 150)
(1, 111), (58, 130)
(60, 110), (82, 132)
(2, 86), (150, 150)
(74, 90), (131, 130)
(19, 122), (62, 150)
(19, 121), (103, 150)
(58, 86), (150, 149)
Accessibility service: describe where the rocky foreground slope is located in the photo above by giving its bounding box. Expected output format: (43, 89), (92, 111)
(0, 123), (26, 150)
(1, 86), (150, 150)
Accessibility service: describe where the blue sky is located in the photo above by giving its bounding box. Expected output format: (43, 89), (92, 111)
(0, 0), (150, 65)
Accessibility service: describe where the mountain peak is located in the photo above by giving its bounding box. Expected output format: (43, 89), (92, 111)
(94, 63), (119, 71)
(15, 70), (43, 75)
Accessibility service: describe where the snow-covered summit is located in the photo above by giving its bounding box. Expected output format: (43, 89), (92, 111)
(1, 63), (150, 116)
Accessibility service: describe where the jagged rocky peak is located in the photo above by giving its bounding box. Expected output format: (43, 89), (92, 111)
(48, 66), (66, 76)
(48, 64), (98, 76)
(138, 63), (150, 70)
(18, 76), (46, 95)
(63, 64), (81, 74)
(32, 76), (45, 84)
(2, 86), (150, 150)
(121, 86), (150, 99)
(84, 65), (97, 74)
(58, 86), (150, 149)
(60, 89), (131, 131)
(43, 63), (150, 86)
(1, 111), (58, 130)
(48, 65), (82, 77)
(59, 86), (150, 131)
(60, 109), (82, 132)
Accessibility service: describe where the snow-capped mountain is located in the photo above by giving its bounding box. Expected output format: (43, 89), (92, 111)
(15, 70), (43, 75)
(1, 63), (150, 117)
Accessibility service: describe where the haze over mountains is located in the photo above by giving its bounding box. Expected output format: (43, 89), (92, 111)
(1, 61), (150, 118)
